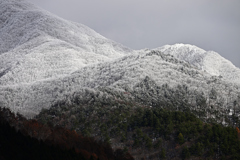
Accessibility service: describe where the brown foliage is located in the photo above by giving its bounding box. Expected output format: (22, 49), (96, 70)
(114, 149), (135, 160)
(0, 107), (134, 160)
(79, 149), (91, 160)
(236, 127), (240, 139)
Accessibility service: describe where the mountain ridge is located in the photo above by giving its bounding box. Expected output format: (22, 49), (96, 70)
(0, 0), (132, 85)
(0, 0), (239, 120)
(154, 43), (240, 84)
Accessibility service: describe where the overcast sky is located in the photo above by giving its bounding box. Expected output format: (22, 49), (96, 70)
(27, 0), (240, 68)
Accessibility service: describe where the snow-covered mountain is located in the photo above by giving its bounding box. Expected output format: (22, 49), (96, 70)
(0, 0), (132, 85)
(154, 44), (240, 84)
(0, 0), (239, 120)
(1, 49), (239, 118)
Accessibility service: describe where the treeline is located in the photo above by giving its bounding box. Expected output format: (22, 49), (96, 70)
(0, 107), (134, 160)
(37, 102), (240, 159)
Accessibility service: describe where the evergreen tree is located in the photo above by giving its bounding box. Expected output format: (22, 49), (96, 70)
(178, 133), (184, 145)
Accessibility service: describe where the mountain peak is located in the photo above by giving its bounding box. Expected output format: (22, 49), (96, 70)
(0, 0), (132, 85)
(155, 43), (206, 55)
(165, 43), (204, 50)
(153, 43), (240, 84)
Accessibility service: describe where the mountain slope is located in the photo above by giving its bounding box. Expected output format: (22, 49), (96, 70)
(154, 44), (240, 84)
(1, 50), (239, 118)
(0, 0), (132, 85)
(0, 0), (239, 120)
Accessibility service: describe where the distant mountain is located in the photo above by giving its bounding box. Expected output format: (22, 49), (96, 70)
(154, 44), (240, 84)
(0, 0), (132, 85)
(0, 0), (239, 122)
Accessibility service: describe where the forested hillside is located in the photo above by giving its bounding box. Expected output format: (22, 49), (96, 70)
(0, 107), (133, 160)
(36, 99), (240, 160)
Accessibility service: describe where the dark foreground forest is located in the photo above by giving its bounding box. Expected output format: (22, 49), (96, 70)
(0, 107), (133, 160)
(1, 100), (240, 160)
(36, 101), (240, 160)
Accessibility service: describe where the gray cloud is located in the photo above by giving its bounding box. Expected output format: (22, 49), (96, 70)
(27, 0), (240, 68)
